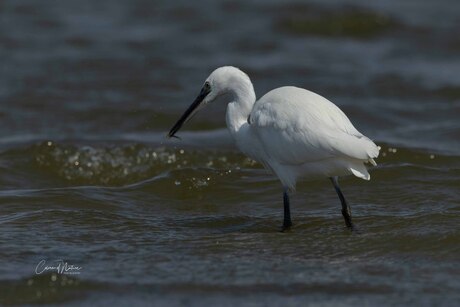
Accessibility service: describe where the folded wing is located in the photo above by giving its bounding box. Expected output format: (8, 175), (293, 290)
(249, 86), (379, 165)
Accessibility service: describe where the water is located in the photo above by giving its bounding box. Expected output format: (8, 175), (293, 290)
(1, 0), (459, 305)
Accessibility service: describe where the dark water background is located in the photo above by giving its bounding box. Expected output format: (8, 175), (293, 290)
(1, 0), (459, 305)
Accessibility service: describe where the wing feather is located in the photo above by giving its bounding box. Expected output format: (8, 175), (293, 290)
(249, 86), (379, 165)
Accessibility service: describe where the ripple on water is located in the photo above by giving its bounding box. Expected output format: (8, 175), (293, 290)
(26, 141), (259, 186)
(275, 6), (404, 39)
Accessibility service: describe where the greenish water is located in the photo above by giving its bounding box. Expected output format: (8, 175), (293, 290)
(1, 0), (460, 306)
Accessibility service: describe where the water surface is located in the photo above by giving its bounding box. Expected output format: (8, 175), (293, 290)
(1, 0), (459, 305)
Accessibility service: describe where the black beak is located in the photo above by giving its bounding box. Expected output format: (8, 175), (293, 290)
(168, 86), (210, 138)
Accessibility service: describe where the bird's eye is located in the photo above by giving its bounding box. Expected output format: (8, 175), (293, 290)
(204, 82), (211, 90)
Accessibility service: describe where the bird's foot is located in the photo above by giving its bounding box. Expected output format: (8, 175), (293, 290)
(342, 209), (355, 232)
(280, 221), (293, 233)
(345, 222), (362, 234)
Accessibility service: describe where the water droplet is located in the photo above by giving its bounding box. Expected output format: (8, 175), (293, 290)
(47, 141), (53, 146)
(175, 180), (181, 186)
(74, 161), (79, 166)
(430, 154), (435, 159)
(179, 149), (185, 154)
(51, 274), (57, 281)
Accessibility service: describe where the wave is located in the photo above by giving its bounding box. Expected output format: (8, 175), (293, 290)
(0, 138), (458, 188)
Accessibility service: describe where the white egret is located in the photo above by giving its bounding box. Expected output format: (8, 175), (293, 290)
(168, 66), (379, 231)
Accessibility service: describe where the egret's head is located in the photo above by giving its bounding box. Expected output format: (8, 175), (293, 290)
(168, 66), (250, 138)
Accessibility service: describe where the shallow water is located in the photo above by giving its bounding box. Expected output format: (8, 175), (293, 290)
(1, 0), (460, 306)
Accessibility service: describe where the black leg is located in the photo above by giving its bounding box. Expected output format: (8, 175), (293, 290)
(330, 177), (354, 230)
(282, 190), (292, 231)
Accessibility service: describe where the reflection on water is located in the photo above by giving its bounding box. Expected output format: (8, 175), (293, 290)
(1, 0), (459, 306)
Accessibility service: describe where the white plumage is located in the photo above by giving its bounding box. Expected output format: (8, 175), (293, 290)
(169, 66), (379, 230)
(247, 86), (378, 190)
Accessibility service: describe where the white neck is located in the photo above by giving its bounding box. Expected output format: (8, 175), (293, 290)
(225, 79), (256, 137)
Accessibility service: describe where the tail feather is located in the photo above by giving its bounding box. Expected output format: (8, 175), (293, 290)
(349, 162), (370, 180)
(363, 137), (379, 159)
